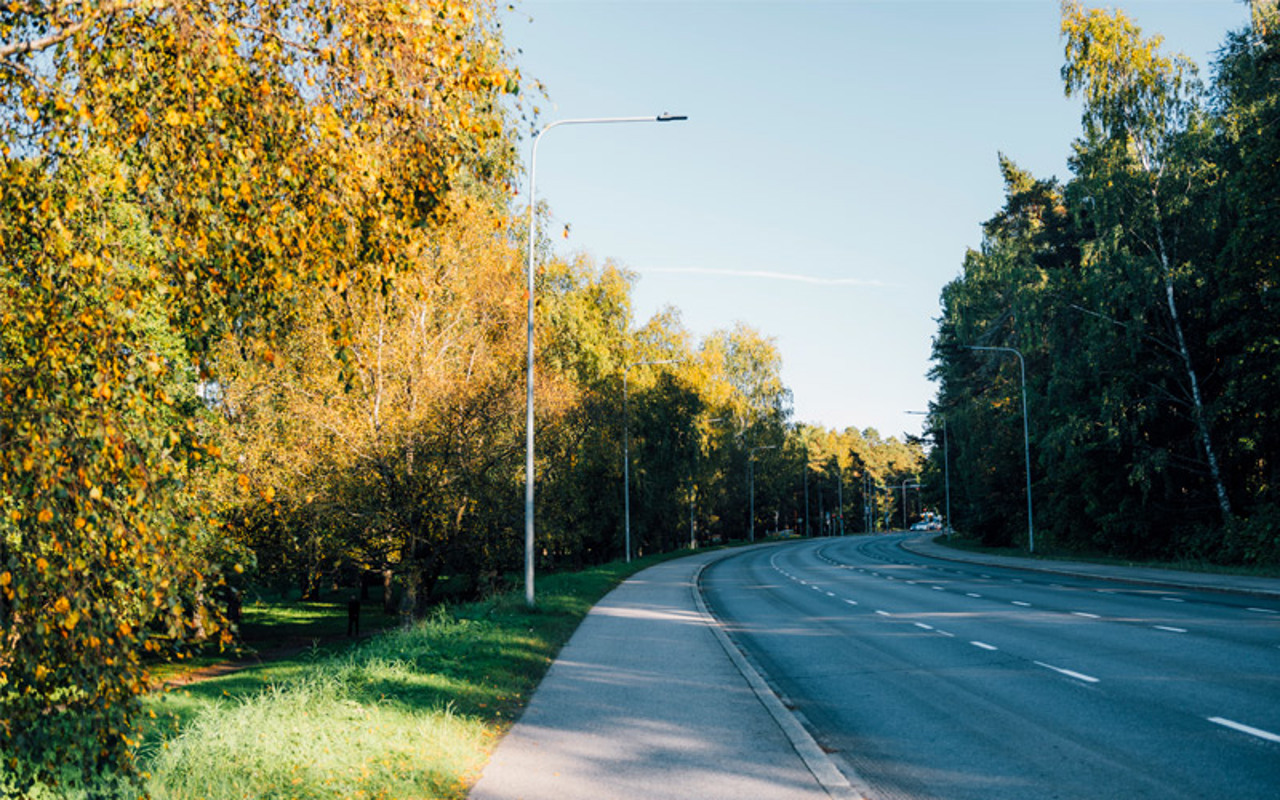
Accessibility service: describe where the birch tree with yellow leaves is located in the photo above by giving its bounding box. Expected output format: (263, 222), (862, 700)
(0, 0), (518, 792)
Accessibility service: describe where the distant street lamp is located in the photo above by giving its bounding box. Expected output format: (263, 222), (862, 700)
(964, 345), (1034, 553)
(748, 445), (778, 542)
(624, 358), (679, 563)
(836, 463), (844, 536)
(803, 460), (811, 537)
(691, 417), (726, 550)
(523, 113), (687, 607)
(907, 410), (951, 538)
(900, 478), (922, 529)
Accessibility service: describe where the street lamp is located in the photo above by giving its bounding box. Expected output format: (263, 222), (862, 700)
(964, 345), (1034, 553)
(907, 410), (951, 538)
(523, 113), (687, 607)
(748, 445), (778, 542)
(900, 478), (922, 529)
(624, 358), (679, 563)
(691, 416), (726, 550)
(836, 461), (844, 536)
(803, 457), (810, 537)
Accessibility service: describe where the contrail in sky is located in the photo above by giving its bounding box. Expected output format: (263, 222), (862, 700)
(637, 266), (895, 288)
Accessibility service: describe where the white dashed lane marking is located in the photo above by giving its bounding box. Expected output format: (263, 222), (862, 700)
(1208, 717), (1280, 744)
(970, 641), (998, 651)
(1154, 625), (1187, 633)
(1034, 661), (1100, 684)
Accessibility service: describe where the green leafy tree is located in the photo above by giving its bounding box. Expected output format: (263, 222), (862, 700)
(1061, 0), (1231, 520)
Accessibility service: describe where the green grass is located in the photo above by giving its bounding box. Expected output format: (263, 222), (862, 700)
(139, 548), (708, 800)
(146, 597), (400, 685)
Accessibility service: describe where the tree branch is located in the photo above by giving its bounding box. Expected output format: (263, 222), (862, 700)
(0, 0), (157, 62)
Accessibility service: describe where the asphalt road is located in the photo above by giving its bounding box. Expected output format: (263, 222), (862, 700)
(701, 534), (1280, 800)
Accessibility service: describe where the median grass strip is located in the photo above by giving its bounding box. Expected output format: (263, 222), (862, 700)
(139, 550), (695, 800)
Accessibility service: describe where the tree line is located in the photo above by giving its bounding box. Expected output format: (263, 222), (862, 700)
(925, 2), (1280, 564)
(0, 0), (923, 794)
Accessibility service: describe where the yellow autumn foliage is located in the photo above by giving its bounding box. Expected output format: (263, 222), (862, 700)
(0, 0), (519, 793)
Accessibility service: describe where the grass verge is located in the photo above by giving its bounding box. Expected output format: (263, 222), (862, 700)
(139, 547), (704, 800)
(934, 534), (1280, 579)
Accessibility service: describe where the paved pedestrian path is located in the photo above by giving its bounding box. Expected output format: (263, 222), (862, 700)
(468, 547), (849, 800)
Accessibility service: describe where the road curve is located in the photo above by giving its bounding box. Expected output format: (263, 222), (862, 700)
(700, 534), (1280, 800)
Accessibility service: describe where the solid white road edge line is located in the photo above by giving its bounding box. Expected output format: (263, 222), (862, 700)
(1208, 716), (1280, 743)
(694, 552), (869, 800)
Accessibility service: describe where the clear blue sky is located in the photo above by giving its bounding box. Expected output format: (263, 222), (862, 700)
(503, 0), (1250, 441)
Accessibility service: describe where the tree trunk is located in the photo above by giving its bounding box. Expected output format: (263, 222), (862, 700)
(399, 562), (421, 627)
(1156, 233), (1233, 521)
(382, 568), (395, 614)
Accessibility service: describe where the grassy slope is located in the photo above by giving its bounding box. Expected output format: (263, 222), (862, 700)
(140, 551), (694, 800)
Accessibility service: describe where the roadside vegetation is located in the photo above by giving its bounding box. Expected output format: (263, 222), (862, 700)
(936, 533), (1280, 580)
(924, 2), (1280, 567)
(138, 550), (693, 800)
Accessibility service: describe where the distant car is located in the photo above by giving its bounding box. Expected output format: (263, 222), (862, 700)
(909, 521), (929, 531)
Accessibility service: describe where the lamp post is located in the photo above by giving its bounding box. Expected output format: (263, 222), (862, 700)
(803, 461), (810, 537)
(522, 113), (687, 607)
(748, 445), (777, 542)
(690, 416), (726, 550)
(964, 345), (1034, 553)
(865, 474), (874, 533)
(907, 409), (951, 538)
(900, 478), (922, 529)
(623, 358), (678, 563)
(836, 462), (844, 536)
